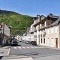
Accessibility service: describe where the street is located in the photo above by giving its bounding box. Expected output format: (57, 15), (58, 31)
(1, 41), (60, 60)
(5, 42), (60, 60)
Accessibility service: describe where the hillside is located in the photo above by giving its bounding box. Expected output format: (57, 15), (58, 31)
(0, 10), (33, 35)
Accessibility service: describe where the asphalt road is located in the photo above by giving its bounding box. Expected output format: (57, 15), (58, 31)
(8, 42), (60, 60)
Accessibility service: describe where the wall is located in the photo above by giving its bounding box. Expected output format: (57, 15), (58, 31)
(4, 24), (10, 37)
(45, 25), (59, 48)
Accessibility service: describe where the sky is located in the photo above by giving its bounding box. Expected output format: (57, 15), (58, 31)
(0, 0), (60, 16)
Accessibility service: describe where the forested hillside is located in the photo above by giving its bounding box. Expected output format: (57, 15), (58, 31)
(0, 10), (33, 35)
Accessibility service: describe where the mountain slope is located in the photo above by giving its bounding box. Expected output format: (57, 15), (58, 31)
(0, 10), (33, 35)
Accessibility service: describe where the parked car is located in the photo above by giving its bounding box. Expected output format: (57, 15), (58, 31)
(11, 40), (18, 46)
(31, 41), (37, 45)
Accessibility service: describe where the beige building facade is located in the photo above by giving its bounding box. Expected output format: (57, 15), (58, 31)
(33, 14), (60, 48)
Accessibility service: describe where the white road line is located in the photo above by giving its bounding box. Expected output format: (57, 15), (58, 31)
(22, 47), (26, 49)
(14, 47), (17, 49)
(37, 47), (41, 48)
(7, 48), (10, 55)
(34, 47), (38, 48)
(34, 47), (43, 48)
(40, 47), (43, 48)
(13, 46), (43, 50)
(18, 47), (21, 49)
(31, 47), (34, 48)
(27, 47), (29, 49)
(38, 47), (43, 48)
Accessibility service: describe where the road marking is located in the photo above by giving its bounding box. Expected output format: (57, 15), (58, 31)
(18, 47), (21, 49)
(34, 47), (42, 48)
(22, 47), (26, 49)
(27, 47), (29, 49)
(14, 47), (17, 49)
(34, 47), (38, 48)
(7, 48), (10, 55)
(31, 47), (34, 48)
(13, 46), (43, 50)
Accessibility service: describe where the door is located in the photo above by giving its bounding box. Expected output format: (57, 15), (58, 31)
(56, 38), (58, 48)
(0, 38), (3, 45)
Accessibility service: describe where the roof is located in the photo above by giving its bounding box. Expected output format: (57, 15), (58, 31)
(51, 16), (60, 26)
(34, 20), (46, 27)
(40, 16), (60, 29)
(47, 14), (59, 18)
(34, 16), (46, 27)
(33, 14), (60, 28)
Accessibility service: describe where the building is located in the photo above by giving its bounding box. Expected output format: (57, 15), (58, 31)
(0, 22), (10, 45)
(33, 14), (60, 48)
(23, 24), (35, 42)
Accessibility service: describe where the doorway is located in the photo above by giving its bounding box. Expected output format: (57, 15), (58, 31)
(56, 38), (58, 48)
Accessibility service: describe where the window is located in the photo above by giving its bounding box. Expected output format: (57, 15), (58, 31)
(44, 38), (45, 44)
(41, 39), (42, 43)
(41, 34), (42, 37)
(38, 35), (40, 38)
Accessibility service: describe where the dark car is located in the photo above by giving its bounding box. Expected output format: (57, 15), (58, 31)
(30, 41), (37, 45)
(11, 40), (18, 46)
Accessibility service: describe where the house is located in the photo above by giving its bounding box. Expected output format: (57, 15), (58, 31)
(0, 23), (10, 45)
(33, 14), (60, 48)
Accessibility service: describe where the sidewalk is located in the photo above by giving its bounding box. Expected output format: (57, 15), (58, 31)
(1, 55), (33, 60)
(38, 45), (60, 50)
(0, 47), (10, 56)
(34, 55), (60, 60)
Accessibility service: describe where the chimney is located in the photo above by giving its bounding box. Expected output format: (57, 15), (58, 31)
(37, 15), (41, 22)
